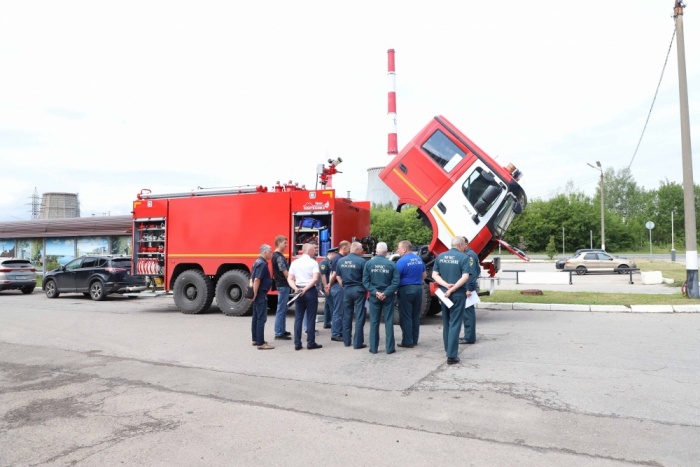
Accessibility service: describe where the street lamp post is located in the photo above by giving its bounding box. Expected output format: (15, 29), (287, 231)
(587, 161), (605, 251)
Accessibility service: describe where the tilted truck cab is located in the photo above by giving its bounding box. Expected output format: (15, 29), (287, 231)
(380, 115), (528, 277)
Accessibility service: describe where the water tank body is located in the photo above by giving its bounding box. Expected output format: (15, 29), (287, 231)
(39, 193), (80, 219)
(366, 167), (398, 208)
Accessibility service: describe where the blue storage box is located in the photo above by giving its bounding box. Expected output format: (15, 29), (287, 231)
(321, 241), (330, 257)
(320, 229), (329, 242)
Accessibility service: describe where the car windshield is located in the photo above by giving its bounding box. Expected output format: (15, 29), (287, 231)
(493, 194), (519, 237)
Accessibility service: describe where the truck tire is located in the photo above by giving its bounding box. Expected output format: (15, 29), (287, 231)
(426, 296), (442, 316)
(174, 269), (214, 314)
(215, 270), (252, 316)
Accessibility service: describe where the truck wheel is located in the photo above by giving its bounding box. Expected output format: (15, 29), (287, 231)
(426, 297), (442, 316)
(215, 270), (252, 316)
(419, 281), (431, 318)
(174, 269), (214, 314)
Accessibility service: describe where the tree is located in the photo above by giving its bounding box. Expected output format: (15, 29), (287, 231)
(545, 235), (557, 259)
(370, 203), (433, 250)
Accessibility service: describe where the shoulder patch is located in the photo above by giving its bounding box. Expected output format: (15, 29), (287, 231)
(469, 257), (474, 267)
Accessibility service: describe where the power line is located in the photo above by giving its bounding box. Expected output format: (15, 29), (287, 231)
(627, 27), (676, 169)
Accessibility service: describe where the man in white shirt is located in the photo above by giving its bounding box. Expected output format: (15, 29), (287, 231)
(288, 243), (322, 350)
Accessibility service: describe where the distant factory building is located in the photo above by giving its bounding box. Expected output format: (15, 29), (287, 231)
(366, 167), (398, 208)
(39, 192), (80, 219)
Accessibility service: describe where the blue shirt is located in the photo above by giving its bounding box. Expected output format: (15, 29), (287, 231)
(251, 256), (272, 292)
(433, 248), (470, 294)
(336, 252), (366, 289)
(396, 252), (426, 286)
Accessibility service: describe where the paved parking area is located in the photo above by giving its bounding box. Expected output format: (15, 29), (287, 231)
(1, 291), (698, 466)
(486, 261), (678, 294)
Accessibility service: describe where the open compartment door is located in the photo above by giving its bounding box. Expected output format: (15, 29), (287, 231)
(496, 238), (530, 262)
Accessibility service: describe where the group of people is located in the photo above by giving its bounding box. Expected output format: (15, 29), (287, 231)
(248, 234), (480, 365)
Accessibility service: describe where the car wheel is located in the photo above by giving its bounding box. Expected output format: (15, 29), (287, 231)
(576, 266), (587, 275)
(617, 264), (629, 274)
(173, 269), (214, 314)
(215, 270), (252, 316)
(45, 280), (60, 298)
(20, 286), (35, 295)
(89, 281), (107, 301)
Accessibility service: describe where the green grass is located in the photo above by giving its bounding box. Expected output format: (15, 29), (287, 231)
(35, 276), (42, 288)
(482, 290), (699, 306)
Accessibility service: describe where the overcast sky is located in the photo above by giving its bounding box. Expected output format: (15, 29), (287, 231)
(0, 0), (698, 221)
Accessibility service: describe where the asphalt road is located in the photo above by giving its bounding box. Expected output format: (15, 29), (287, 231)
(1, 291), (698, 466)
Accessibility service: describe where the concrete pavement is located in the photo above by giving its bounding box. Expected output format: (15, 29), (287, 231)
(1, 291), (698, 466)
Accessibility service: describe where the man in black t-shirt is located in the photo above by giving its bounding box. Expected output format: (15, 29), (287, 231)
(272, 235), (292, 340)
(251, 244), (274, 350)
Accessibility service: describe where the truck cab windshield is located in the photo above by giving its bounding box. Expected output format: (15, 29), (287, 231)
(493, 193), (521, 237)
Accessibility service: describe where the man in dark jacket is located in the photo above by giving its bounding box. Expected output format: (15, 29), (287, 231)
(336, 241), (367, 349)
(251, 244), (274, 350)
(362, 242), (400, 354)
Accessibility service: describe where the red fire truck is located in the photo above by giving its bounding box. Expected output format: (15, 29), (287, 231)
(131, 115), (527, 316)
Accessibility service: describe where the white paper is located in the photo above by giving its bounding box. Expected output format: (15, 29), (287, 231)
(465, 292), (481, 308)
(365, 298), (369, 309)
(435, 289), (453, 308)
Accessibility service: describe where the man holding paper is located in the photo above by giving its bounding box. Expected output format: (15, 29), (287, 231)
(432, 236), (471, 365)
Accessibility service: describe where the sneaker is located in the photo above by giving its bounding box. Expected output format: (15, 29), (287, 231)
(459, 339), (475, 345)
(257, 344), (275, 350)
(307, 343), (323, 350)
(447, 357), (460, 365)
(331, 336), (344, 342)
(274, 335), (292, 340)
(283, 331), (292, 336)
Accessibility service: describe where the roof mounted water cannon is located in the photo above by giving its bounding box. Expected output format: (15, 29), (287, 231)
(318, 157), (343, 188)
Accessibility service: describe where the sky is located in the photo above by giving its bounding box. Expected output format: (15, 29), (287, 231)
(0, 0), (698, 221)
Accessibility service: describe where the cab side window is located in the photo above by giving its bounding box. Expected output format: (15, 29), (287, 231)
(421, 130), (466, 172)
(82, 258), (97, 268)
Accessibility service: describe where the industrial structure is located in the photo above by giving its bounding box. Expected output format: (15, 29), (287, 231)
(39, 192), (80, 219)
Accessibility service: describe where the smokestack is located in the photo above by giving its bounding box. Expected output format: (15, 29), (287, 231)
(387, 49), (397, 155)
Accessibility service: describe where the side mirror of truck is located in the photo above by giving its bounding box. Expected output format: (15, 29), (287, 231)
(474, 185), (503, 216)
(512, 202), (523, 215)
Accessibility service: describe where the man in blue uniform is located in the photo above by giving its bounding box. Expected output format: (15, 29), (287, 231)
(326, 241), (350, 342)
(251, 244), (274, 350)
(461, 238), (481, 345)
(336, 241), (367, 348)
(319, 248), (337, 329)
(396, 240), (427, 348)
(362, 242), (400, 354)
(432, 236), (471, 364)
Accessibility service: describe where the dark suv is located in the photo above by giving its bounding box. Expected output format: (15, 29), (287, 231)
(43, 256), (146, 301)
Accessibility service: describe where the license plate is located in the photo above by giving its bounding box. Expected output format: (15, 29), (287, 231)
(15, 276), (28, 280)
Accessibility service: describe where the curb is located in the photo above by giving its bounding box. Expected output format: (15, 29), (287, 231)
(476, 302), (700, 313)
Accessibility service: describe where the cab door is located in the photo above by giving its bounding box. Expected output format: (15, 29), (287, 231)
(431, 161), (508, 249)
(56, 258), (82, 291)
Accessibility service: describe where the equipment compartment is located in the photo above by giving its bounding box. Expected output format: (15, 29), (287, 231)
(133, 217), (166, 276)
(292, 212), (331, 257)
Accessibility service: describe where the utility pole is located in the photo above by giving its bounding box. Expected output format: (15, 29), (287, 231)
(675, 1), (698, 297)
(587, 161), (605, 250)
(562, 227), (565, 255)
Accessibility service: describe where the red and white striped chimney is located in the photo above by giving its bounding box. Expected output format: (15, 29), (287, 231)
(387, 49), (398, 155)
